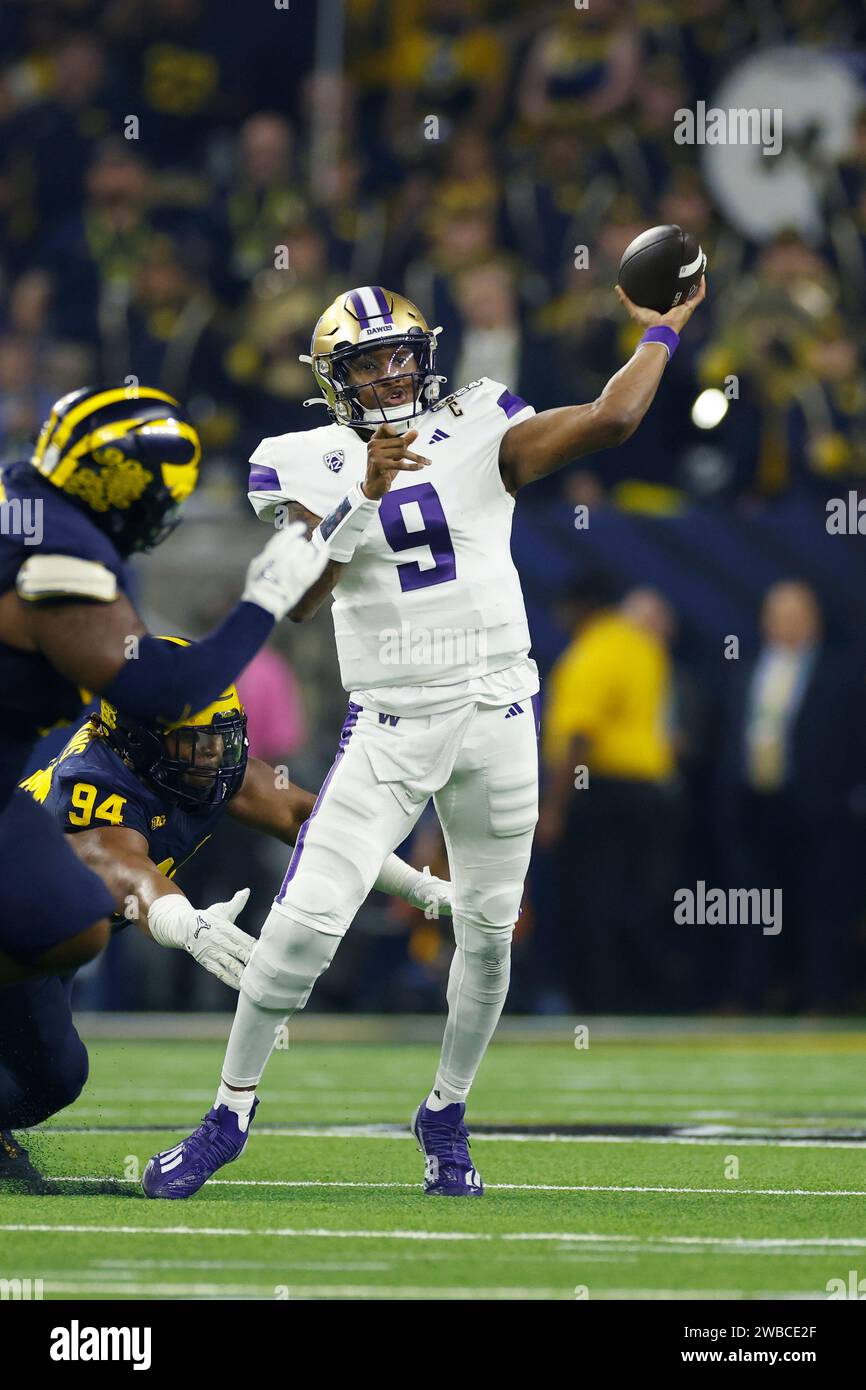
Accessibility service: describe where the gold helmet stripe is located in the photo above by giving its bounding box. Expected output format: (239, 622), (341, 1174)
(49, 417), (201, 491)
(35, 387), (181, 468)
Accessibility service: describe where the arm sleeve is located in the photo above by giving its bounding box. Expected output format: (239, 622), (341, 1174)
(102, 601), (275, 724)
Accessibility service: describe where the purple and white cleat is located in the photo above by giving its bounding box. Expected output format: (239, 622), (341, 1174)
(411, 1098), (483, 1197)
(142, 1100), (258, 1199)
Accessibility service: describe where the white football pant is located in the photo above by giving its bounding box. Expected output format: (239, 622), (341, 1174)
(222, 697), (539, 1098)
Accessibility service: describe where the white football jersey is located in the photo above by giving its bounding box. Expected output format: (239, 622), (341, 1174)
(248, 377), (540, 715)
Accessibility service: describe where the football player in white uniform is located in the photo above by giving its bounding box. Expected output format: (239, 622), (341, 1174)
(144, 277), (705, 1199)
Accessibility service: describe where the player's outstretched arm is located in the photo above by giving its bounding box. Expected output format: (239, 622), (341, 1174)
(69, 826), (254, 989)
(499, 277), (706, 493)
(228, 756), (316, 841)
(70, 824), (186, 922)
(13, 521), (326, 723)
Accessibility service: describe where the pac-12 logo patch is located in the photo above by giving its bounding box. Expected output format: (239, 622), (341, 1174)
(323, 450), (344, 473)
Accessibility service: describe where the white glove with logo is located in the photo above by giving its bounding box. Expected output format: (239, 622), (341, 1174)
(374, 855), (452, 919)
(242, 520), (328, 622)
(411, 868), (453, 920)
(147, 888), (254, 989)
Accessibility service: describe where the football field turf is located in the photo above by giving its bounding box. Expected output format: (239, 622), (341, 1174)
(4, 1019), (866, 1301)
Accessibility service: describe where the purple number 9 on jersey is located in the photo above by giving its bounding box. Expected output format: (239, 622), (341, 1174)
(378, 483), (457, 592)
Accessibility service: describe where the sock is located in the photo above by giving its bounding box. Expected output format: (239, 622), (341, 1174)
(433, 920), (512, 1106)
(426, 1085), (461, 1111)
(215, 1081), (257, 1132)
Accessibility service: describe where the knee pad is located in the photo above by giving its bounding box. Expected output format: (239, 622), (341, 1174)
(276, 825), (373, 936)
(240, 908), (342, 1011)
(451, 921), (513, 1003)
(456, 873), (526, 931)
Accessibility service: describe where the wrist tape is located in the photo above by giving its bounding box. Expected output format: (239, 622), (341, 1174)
(312, 482), (381, 563)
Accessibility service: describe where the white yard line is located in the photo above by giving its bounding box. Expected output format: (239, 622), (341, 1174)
(4, 1223), (866, 1250)
(48, 1175), (866, 1198)
(33, 1278), (826, 1300)
(40, 1123), (866, 1149)
(35, 1279), (573, 1300)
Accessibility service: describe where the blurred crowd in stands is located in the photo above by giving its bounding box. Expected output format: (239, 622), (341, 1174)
(4, 0), (866, 1014)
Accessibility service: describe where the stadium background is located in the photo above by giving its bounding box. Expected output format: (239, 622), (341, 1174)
(2, 0), (866, 1018)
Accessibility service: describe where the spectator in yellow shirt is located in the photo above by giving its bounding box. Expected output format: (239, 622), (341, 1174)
(537, 578), (680, 1011)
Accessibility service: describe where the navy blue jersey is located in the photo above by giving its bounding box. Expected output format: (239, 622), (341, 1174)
(0, 462), (128, 800)
(21, 719), (227, 928)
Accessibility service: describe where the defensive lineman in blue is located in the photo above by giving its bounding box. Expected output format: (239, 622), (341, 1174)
(4, 667), (448, 1191)
(0, 383), (326, 1186)
(144, 277), (705, 1199)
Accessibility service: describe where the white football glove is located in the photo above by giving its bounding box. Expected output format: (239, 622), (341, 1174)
(242, 520), (328, 622)
(374, 855), (453, 919)
(411, 867), (452, 920)
(147, 888), (254, 990)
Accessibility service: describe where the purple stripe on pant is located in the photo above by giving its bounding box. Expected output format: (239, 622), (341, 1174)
(275, 702), (362, 902)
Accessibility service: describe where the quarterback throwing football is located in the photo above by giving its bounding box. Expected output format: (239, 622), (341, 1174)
(144, 276), (705, 1199)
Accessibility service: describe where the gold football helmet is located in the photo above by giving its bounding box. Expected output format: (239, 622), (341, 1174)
(300, 286), (444, 429)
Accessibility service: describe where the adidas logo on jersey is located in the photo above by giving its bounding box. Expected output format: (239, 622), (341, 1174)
(504, 703), (525, 718)
(427, 429), (450, 444)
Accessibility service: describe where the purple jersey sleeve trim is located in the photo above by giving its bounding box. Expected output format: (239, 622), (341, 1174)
(248, 464), (281, 492)
(496, 389), (530, 420)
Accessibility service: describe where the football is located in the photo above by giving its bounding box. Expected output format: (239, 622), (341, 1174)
(617, 224), (707, 314)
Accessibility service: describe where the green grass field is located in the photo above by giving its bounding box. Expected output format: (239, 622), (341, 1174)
(4, 1020), (866, 1300)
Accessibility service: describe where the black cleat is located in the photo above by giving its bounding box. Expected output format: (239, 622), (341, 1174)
(0, 1130), (54, 1194)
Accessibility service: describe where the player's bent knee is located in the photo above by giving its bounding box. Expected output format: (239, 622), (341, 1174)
(29, 1040), (89, 1123)
(458, 921), (513, 962)
(276, 844), (372, 935)
(241, 910), (342, 1011)
(62, 1034), (90, 1107)
(16, 1032), (89, 1126)
(450, 922), (512, 1004)
(456, 881), (524, 931)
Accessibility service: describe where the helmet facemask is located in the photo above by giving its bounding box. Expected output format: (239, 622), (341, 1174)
(311, 328), (443, 432)
(157, 714), (248, 806)
(101, 708), (248, 809)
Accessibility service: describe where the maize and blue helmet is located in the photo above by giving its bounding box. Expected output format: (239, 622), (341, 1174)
(30, 384), (201, 556)
(99, 639), (248, 808)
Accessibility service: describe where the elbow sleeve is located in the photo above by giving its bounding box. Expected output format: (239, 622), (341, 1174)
(102, 601), (274, 722)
